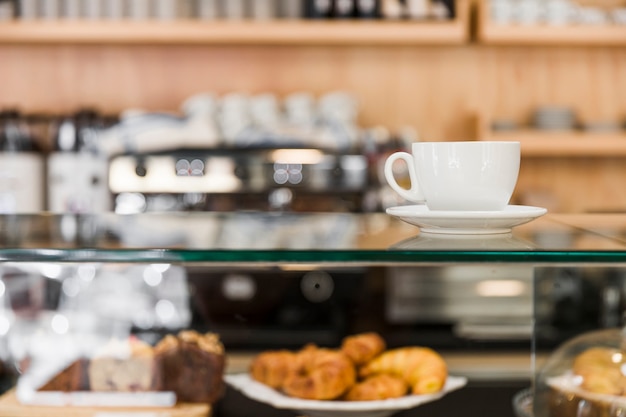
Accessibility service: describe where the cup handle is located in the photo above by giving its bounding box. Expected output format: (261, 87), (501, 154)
(384, 152), (425, 204)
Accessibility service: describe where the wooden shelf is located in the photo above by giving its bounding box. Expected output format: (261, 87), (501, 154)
(479, 23), (626, 46)
(482, 130), (626, 157)
(476, 0), (626, 46)
(0, 10), (469, 45)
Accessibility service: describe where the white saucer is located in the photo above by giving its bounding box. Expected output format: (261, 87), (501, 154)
(386, 205), (547, 235)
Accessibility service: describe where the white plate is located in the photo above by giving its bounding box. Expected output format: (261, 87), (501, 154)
(225, 373), (468, 417)
(386, 205), (547, 235)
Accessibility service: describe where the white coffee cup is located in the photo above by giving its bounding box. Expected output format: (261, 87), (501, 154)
(384, 141), (520, 211)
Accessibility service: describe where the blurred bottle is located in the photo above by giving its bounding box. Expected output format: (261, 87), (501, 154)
(85, 0), (106, 19)
(436, 0), (456, 19)
(251, 0), (277, 20)
(155, 0), (176, 19)
(128, 0), (152, 20)
(306, 0), (332, 18)
(0, 0), (15, 20)
(222, 0), (247, 19)
(178, 0), (195, 18)
(0, 110), (44, 214)
(39, 0), (60, 19)
(47, 109), (111, 213)
(103, 0), (126, 19)
(334, 0), (356, 18)
(355, 0), (379, 18)
(278, 0), (303, 18)
(405, 0), (429, 19)
(197, 0), (219, 19)
(61, 0), (81, 19)
(380, 0), (404, 19)
(152, 0), (191, 19)
(18, 0), (38, 19)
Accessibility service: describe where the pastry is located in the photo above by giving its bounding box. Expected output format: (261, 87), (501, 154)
(155, 330), (226, 404)
(282, 346), (356, 400)
(248, 334), (449, 401)
(572, 347), (626, 395)
(359, 347), (448, 394)
(344, 374), (408, 401)
(88, 337), (160, 392)
(38, 359), (89, 392)
(250, 349), (298, 389)
(341, 332), (386, 366)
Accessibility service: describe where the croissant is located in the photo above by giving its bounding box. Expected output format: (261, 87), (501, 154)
(344, 374), (408, 401)
(283, 346), (356, 400)
(341, 332), (386, 366)
(359, 347), (447, 395)
(250, 350), (299, 389)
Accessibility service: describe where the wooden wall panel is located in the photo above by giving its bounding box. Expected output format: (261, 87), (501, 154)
(481, 46), (626, 125)
(515, 159), (626, 214)
(1, 43), (625, 212)
(0, 44), (484, 139)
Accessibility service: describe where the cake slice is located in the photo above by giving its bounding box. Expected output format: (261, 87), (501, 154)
(155, 330), (226, 404)
(38, 358), (89, 392)
(88, 337), (160, 392)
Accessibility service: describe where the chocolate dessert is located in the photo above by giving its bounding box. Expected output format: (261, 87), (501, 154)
(155, 330), (226, 404)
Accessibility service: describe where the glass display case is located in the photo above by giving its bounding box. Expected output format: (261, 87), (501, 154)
(0, 211), (626, 417)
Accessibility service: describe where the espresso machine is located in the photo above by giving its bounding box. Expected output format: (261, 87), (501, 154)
(100, 92), (372, 214)
(107, 148), (369, 213)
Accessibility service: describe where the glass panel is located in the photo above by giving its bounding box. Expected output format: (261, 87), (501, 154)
(0, 212), (624, 264)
